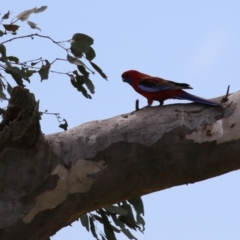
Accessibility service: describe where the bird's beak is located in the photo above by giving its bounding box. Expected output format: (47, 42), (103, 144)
(122, 77), (126, 82)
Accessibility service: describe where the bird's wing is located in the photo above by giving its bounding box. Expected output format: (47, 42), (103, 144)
(138, 76), (193, 93)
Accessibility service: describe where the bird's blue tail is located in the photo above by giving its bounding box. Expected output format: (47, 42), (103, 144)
(173, 91), (220, 106)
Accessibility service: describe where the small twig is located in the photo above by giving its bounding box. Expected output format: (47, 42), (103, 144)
(10, 17), (19, 25)
(7, 61), (71, 75)
(23, 57), (42, 63)
(50, 57), (68, 65)
(0, 33), (70, 52)
(55, 39), (71, 47)
(135, 99), (139, 111)
(221, 85), (230, 103)
(39, 111), (64, 123)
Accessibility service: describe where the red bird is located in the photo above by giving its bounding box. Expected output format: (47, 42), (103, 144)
(122, 70), (220, 106)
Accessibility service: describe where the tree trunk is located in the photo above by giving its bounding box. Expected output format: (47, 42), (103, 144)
(0, 87), (239, 240)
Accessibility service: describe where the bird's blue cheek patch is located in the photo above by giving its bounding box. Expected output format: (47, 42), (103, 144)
(123, 77), (133, 85)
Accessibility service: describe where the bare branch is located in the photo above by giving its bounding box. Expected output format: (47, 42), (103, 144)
(0, 33), (70, 52)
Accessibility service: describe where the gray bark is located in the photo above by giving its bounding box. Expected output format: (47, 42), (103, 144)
(0, 86), (239, 239)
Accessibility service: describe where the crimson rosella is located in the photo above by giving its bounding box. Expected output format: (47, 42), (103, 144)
(122, 70), (220, 106)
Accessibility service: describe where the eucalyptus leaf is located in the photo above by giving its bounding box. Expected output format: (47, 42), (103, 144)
(89, 216), (99, 240)
(70, 33), (93, 56)
(16, 7), (37, 21)
(90, 62), (107, 80)
(99, 209), (117, 240)
(77, 65), (89, 77)
(27, 21), (41, 31)
(0, 90), (8, 100)
(121, 228), (138, 240)
(104, 206), (128, 216)
(5, 66), (25, 86)
(0, 44), (7, 57)
(34, 6), (48, 13)
(7, 56), (19, 63)
(85, 47), (96, 61)
(38, 60), (50, 81)
(3, 24), (20, 32)
(7, 82), (12, 96)
(127, 197), (144, 216)
(2, 10), (10, 20)
(81, 76), (95, 94)
(67, 54), (85, 66)
(80, 214), (89, 231)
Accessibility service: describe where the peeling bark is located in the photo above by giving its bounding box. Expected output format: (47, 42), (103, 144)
(0, 87), (239, 240)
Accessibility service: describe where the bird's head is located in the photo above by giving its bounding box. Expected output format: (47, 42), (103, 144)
(122, 70), (139, 85)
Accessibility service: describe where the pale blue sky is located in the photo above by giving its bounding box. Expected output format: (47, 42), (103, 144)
(1, 1), (240, 239)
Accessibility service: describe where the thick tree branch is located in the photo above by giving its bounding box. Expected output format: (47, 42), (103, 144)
(0, 87), (239, 239)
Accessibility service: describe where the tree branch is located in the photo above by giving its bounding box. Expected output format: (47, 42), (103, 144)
(0, 88), (239, 239)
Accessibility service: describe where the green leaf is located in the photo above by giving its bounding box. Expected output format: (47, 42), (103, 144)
(80, 85), (91, 99)
(0, 108), (6, 115)
(0, 90), (7, 100)
(121, 228), (138, 240)
(5, 65), (31, 84)
(72, 33), (94, 45)
(67, 54), (85, 66)
(89, 216), (99, 240)
(68, 55), (94, 74)
(136, 214), (145, 231)
(71, 74), (84, 86)
(99, 209), (117, 240)
(128, 198), (145, 231)
(90, 62), (107, 80)
(80, 75), (95, 94)
(38, 60), (50, 81)
(109, 214), (138, 240)
(77, 65), (89, 77)
(118, 202), (138, 230)
(70, 76), (92, 99)
(3, 24), (20, 32)
(85, 47), (96, 61)
(31, 61), (39, 66)
(104, 226), (117, 240)
(5, 66), (24, 86)
(21, 68), (35, 79)
(0, 81), (7, 100)
(0, 30), (4, 37)
(7, 82), (12, 96)
(2, 10), (10, 20)
(80, 214), (89, 232)
(100, 234), (107, 240)
(111, 214), (125, 228)
(59, 119), (68, 131)
(92, 214), (104, 223)
(7, 56), (19, 63)
(70, 33), (93, 56)
(16, 8), (35, 21)
(34, 6), (48, 13)
(0, 44), (7, 57)
(104, 206), (128, 216)
(27, 21), (41, 31)
(127, 197), (144, 216)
